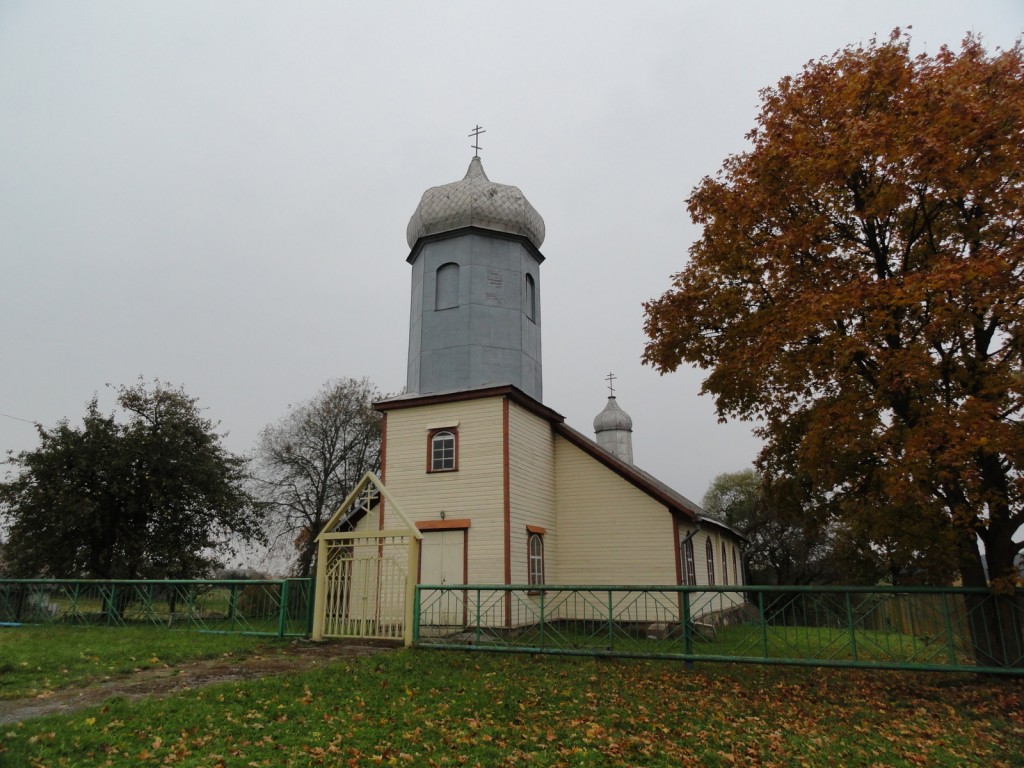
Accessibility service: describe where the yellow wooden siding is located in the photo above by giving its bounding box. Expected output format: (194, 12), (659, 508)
(688, 527), (745, 614)
(381, 397), (505, 584)
(554, 435), (677, 585)
(507, 401), (557, 585)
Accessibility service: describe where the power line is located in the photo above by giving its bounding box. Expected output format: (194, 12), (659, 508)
(0, 412), (41, 427)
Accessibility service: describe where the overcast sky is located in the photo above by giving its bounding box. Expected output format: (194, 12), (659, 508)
(2, 2), (1022, 521)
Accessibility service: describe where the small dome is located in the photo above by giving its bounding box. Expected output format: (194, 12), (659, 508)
(594, 396), (633, 433)
(406, 157), (546, 249)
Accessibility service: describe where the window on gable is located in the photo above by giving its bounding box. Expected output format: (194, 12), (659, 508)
(524, 273), (536, 322)
(428, 428), (457, 473)
(706, 538), (716, 586)
(721, 541), (729, 585)
(528, 532), (545, 586)
(681, 539), (697, 586)
(436, 263), (460, 310)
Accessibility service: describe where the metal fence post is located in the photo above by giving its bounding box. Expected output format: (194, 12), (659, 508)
(277, 579), (290, 638)
(845, 591), (858, 663)
(607, 589), (614, 650)
(759, 591), (768, 659)
(304, 577), (316, 637)
(682, 589), (693, 658)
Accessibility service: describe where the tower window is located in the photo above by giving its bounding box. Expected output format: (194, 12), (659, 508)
(524, 273), (536, 322)
(427, 428), (458, 472)
(436, 263), (460, 310)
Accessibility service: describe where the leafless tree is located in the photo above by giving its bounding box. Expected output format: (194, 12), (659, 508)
(253, 378), (381, 577)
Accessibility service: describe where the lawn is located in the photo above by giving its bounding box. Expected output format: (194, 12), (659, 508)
(2, 644), (1022, 767)
(0, 626), (281, 699)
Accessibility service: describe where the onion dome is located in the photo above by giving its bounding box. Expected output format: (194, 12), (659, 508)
(406, 157), (546, 249)
(594, 396), (633, 433)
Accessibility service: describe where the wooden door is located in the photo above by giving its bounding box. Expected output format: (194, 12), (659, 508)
(420, 530), (465, 626)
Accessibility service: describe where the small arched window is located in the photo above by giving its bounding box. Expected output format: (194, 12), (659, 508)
(528, 532), (545, 586)
(524, 273), (536, 321)
(681, 539), (696, 586)
(732, 546), (740, 585)
(428, 429), (457, 472)
(721, 541), (729, 585)
(706, 538), (716, 586)
(436, 263), (460, 310)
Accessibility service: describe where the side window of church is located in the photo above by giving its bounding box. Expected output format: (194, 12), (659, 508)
(436, 263), (460, 310)
(732, 546), (739, 585)
(706, 538), (716, 586)
(528, 532), (544, 586)
(428, 428), (457, 472)
(524, 273), (536, 322)
(721, 541), (729, 585)
(681, 539), (696, 586)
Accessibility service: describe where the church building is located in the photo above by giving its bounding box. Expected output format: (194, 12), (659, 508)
(350, 154), (745, 600)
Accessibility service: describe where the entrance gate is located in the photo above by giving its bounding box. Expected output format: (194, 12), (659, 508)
(311, 473), (422, 645)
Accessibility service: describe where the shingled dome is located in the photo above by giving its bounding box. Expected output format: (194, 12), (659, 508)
(594, 396), (633, 433)
(406, 157), (546, 249)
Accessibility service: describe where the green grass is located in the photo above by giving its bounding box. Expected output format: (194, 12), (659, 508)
(0, 626), (281, 699)
(3, 648), (1022, 767)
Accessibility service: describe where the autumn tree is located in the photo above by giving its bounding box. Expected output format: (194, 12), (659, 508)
(1, 381), (262, 579)
(644, 33), (1023, 663)
(252, 378), (382, 578)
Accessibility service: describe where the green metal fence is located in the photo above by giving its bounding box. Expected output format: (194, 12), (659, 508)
(413, 584), (1024, 676)
(0, 578), (314, 638)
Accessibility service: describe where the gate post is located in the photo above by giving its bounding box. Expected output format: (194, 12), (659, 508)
(311, 537), (329, 641)
(404, 536), (421, 647)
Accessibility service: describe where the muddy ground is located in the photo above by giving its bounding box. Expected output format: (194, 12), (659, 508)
(0, 640), (393, 725)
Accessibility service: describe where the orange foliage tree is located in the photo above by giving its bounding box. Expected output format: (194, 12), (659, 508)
(644, 32), (1023, 597)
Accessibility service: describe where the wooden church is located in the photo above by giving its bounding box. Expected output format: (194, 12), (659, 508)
(313, 152), (745, 640)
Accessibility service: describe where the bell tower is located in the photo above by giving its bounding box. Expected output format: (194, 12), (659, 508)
(404, 153), (546, 400)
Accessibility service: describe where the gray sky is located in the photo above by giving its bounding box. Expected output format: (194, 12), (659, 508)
(2, 1), (1022, 518)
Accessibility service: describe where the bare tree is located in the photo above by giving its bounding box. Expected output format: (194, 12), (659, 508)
(253, 378), (381, 577)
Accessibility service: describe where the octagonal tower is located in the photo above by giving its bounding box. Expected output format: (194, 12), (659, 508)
(404, 157), (546, 400)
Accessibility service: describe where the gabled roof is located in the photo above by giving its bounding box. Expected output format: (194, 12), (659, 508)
(316, 471), (422, 542)
(375, 384), (747, 541)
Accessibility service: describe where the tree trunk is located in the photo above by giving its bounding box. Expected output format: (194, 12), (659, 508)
(958, 532), (1023, 669)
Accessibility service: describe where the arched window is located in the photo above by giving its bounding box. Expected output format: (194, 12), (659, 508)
(524, 273), (536, 321)
(705, 538), (715, 586)
(732, 546), (740, 585)
(721, 541), (729, 585)
(528, 532), (545, 585)
(428, 428), (457, 472)
(436, 263), (460, 310)
(681, 539), (696, 586)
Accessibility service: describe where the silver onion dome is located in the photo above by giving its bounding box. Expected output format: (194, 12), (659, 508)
(406, 157), (546, 249)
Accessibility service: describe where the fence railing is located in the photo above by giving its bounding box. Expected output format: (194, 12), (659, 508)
(0, 578), (314, 638)
(413, 584), (1024, 675)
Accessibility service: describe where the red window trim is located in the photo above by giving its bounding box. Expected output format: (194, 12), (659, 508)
(426, 427), (459, 473)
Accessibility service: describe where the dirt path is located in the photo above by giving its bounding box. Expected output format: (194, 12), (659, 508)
(0, 640), (393, 725)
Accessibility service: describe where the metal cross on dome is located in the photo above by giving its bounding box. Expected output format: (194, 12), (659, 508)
(605, 372), (617, 397)
(469, 125), (486, 157)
